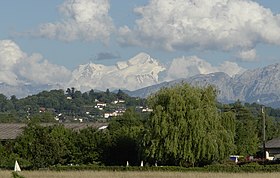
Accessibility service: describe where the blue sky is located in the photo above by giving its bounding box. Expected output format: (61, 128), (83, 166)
(0, 0), (280, 86)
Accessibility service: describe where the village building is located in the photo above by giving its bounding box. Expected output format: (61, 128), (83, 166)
(265, 137), (280, 160)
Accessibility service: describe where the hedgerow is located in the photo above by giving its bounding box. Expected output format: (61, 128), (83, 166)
(48, 163), (280, 173)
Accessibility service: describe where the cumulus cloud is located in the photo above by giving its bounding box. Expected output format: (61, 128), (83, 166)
(0, 40), (25, 85)
(36, 0), (114, 42)
(14, 54), (72, 85)
(119, 0), (280, 58)
(238, 49), (257, 61)
(0, 40), (25, 70)
(217, 61), (246, 76)
(0, 40), (71, 86)
(164, 56), (244, 81)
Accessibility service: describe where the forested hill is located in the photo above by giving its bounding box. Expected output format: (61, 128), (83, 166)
(0, 88), (147, 123)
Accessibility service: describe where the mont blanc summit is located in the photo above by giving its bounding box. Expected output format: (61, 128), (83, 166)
(67, 53), (165, 91)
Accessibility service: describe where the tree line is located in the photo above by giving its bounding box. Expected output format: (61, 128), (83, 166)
(1, 84), (280, 169)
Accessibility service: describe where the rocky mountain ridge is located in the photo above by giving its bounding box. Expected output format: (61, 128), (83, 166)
(128, 63), (280, 108)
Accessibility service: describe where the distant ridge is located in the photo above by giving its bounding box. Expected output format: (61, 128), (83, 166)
(127, 63), (280, 108)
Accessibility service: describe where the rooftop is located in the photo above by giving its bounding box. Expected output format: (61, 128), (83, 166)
(0, 123), (108, 140)
(266, 138), (280, 148)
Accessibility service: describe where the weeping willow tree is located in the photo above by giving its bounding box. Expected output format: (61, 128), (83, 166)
(142, 83), (235, 166)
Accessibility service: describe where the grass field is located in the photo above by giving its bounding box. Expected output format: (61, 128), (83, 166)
(1, 171), (280, 178)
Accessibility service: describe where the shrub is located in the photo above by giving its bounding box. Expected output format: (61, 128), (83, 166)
(11, 172), (25, 178)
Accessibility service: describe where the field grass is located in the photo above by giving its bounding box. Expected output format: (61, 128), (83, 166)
(1, 171), (280, 178)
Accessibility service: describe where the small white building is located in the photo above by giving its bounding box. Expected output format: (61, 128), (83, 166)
(98, 125), (108, 130)
(104, 111), (123, 119)
(95, 103), (106, 110)
(118, 100), (125, 103)
(112, 100), (125, 104)
(96, 103), (106, 107)
(142, 108), (153, 112)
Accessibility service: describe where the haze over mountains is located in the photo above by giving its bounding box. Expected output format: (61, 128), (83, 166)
(1, 51), (280, 107)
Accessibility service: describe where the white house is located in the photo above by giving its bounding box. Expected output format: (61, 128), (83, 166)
(142, 108), (153, 112)
(112, 100), (125, 104)
(104, 111), (123, 119)
(95, 103), (107, 110)
(264, 137), (280, 160)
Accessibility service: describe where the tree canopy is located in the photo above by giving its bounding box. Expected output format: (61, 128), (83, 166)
(142, 84), (235, 166)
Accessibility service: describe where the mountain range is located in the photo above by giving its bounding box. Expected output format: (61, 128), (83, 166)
(128, 63), (280, 108)
(0, 52), (280, 107)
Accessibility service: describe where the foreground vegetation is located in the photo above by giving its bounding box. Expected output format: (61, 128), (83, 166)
(1, 84), (280, 169)
(2, 171), (280, 178)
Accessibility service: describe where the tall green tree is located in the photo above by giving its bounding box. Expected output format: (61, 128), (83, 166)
(231, 101), (259, 156)
(220, 110), (236, 154)
(142, 84), (234, 166)
(74, 127), (107, 165)
(105, 108), (144, 166)
(255, 107), (280, 142)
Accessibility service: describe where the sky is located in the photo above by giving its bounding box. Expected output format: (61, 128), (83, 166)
(1, 0), (280, 89)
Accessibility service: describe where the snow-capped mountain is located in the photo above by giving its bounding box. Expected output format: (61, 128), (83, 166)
(0, 52), (166, 97)
(128, 63), (280, 108)
(1, 50), (280, 108)
(67, 52), (165, 91)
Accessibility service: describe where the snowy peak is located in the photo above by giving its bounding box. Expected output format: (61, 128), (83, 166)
(116, 52), (160, 69)
(116, 61), (128, 70)
(67, 53), (165, 91)
(71, 63), (110, 81)
(128, 52), (155, 65)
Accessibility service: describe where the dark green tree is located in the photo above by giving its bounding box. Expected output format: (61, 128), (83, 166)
(255, 107), (280, 147)
(142, 84), (234, 166)
(105, 108), (144, 166)
(74, 127), (108, 164)
(14, 123), (76, 168)
(231, 101), (259, 156)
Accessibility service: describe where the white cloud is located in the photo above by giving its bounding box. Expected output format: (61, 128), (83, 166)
(14, 53), (72, 85)
(0, 40), (71, 86)
(165, 56), (244, 81)
(0, 40), (25, 70)
(217, 61), (246, 77)
(0, 40), (25, 85)
(37, 0), (114, 42)
(0, 71), (19, 86)
(238, 49), (257, 61)
(119, 0), (280, 57)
